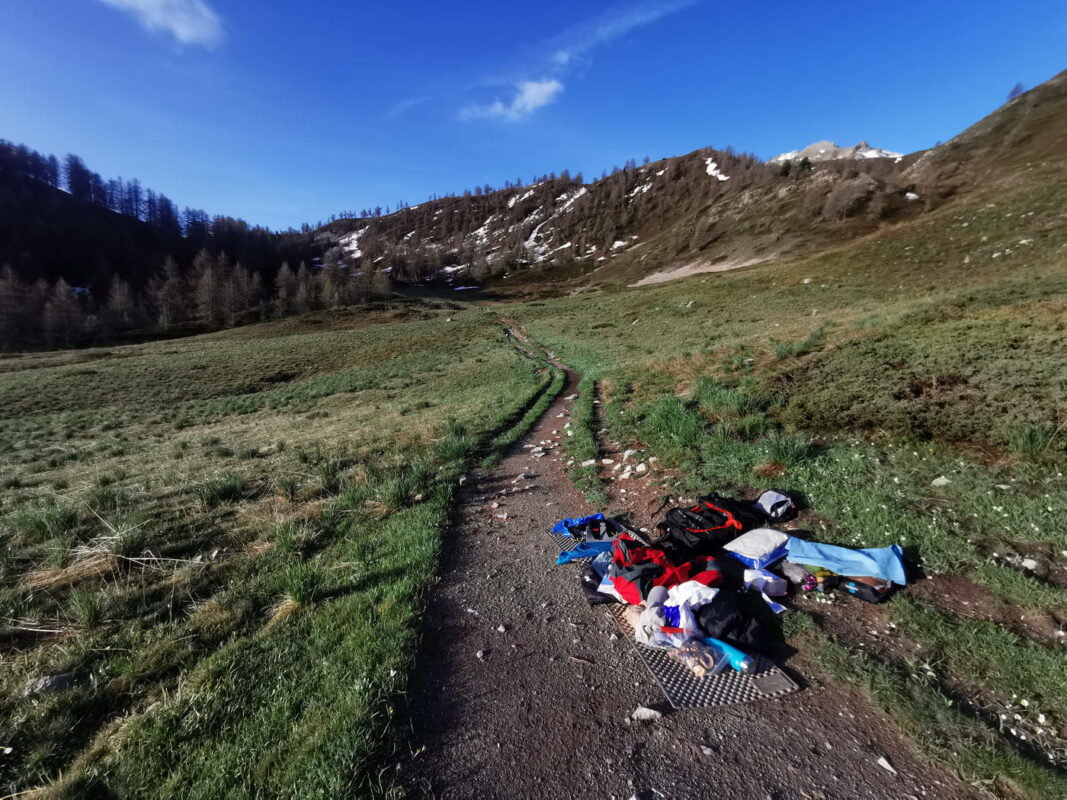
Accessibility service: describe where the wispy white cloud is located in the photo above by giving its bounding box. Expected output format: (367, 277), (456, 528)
(460, 0), (700, 122)
(97, 0), (224, 47)
(463, 79), (564, 122)
(546, 0), (700, 71)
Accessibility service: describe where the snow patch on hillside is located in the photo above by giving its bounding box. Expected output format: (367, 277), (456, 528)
(508, 188), (536, 208)
(341, 228), (367, 258)
(556, 186), (587, 213)
(471, 215), (497, 244)
(705, 158), (730, 181)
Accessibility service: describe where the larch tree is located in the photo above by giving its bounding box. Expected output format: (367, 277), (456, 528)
(274, 261), (296, 316)
(105, 275), (136, 331)
(0, 266), (35, 351)
(43, 279), (82, 348)
(293, 262), (313, 314)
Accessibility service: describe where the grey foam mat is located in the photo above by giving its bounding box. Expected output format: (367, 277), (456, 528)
(552, 532), (800, 709)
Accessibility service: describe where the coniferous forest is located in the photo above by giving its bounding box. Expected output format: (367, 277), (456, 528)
(0, 139), (369, 350)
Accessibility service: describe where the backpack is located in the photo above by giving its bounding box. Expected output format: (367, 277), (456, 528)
(754, 489), (798, 523)
(607, 533), (722, 605)
(654, 494), (766, 561)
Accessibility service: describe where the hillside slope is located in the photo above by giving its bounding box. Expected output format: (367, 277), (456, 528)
(323, 147), (923, 293)
(318, 69), (1067, 296)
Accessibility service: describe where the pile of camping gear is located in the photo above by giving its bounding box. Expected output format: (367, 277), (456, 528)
(552, 490), (907, 679)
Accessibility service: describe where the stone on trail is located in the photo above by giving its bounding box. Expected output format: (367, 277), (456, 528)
(635, 463), (649, 475)
(631, 706), (663, 722)
(581, 459), (597, 467)
(602, 458), (614, 465)
(876, 756), (898, 775)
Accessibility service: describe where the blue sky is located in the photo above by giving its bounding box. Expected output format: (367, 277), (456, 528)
(2, 0), (1064, 230)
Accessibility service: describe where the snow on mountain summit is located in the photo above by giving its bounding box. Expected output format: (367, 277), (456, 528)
(769, 140), (903, 164)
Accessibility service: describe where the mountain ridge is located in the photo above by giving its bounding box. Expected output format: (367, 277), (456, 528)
(768, 140), (903, 164)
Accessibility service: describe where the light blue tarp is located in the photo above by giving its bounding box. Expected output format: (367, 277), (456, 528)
(785, 539), (907, 586)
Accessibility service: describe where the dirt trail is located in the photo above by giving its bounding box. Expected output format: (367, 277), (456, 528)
(401, 367), (969, 799)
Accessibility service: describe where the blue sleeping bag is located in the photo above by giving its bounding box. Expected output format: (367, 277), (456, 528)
(784, 539), (907, 586)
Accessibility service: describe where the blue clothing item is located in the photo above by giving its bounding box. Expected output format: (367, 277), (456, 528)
(556, 540), (614, 564)
(590, 549), (613, 578)
(663, 605), (681, 628)
(785, 539), (907, 586)
(552, 513), (605, 536)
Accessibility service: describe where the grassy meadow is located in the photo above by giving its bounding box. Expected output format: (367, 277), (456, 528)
(1, 169), (1065, 798)
(0, 301), (561, 797)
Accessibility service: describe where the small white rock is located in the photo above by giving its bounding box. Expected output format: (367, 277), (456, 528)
(631, 706), (662, 722)
(876, 756), (897, 775)
(931, 476), (951, 487)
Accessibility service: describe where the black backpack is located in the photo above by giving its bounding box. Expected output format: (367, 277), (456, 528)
(655, 494), (767, 561)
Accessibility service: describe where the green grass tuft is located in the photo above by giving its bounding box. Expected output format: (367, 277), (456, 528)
(282, 562), (325, 607)
(1007, 423), (1057, 458)
(763, 431), (813, 466)
(68, 587), (103, 629)
(197, 475), (245, 507)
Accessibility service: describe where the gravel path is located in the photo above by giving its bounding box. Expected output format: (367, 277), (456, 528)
(401, 368), (968, 799)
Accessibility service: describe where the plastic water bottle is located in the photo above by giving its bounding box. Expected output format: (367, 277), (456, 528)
(703, 637), (756, 674)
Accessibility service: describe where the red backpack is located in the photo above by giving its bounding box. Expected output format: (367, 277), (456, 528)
(607, 533), (722, 605)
